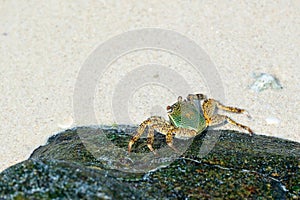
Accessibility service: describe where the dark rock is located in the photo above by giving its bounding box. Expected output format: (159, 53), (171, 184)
(0, 125), (299, 199)
(0, 159), (139, 199)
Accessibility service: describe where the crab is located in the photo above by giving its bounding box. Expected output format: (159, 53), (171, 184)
(128, 94), (253, 154)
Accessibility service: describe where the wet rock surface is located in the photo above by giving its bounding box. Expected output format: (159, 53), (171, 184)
(0, 125), (299, 199)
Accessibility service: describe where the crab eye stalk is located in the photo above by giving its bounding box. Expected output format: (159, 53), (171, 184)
(177, 96), (183, 102)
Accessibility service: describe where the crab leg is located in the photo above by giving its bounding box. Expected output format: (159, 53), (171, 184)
(146, 128), (155, 154)
(202, 99), (253, 135)
(128, 118), (150, 153)
(187, 94), (207, 101)
(166, 131), (180, 153)
(215, 101), (251, 118)
(128, 116), (177, 153)
(208, 115), (253, 135)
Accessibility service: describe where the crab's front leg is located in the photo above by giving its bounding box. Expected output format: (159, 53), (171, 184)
(128, 116), (181, 154)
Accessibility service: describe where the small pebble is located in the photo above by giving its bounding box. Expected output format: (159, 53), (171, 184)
(265, 116), (280, 125)
(250, 73), (283, 92)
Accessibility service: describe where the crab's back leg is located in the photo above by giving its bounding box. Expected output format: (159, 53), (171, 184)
(202, 99), (253, 135)
(215, 100), (251, 118)
(187, 94), (207, 101)
(202, 99), (217, 119)
(209, 115), (253, 135)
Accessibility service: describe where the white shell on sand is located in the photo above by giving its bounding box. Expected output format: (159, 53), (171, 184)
(265, 117), (280, 125)
(250, 73), (283, 92)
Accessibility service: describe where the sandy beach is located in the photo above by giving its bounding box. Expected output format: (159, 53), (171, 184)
(1, 1), (299, 172)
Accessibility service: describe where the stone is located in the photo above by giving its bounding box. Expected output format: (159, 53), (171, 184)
(0, 125), (299, 199)
(250, 73), (283, 92)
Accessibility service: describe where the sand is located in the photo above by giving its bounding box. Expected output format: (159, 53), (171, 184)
(0, 1), (299, 172)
